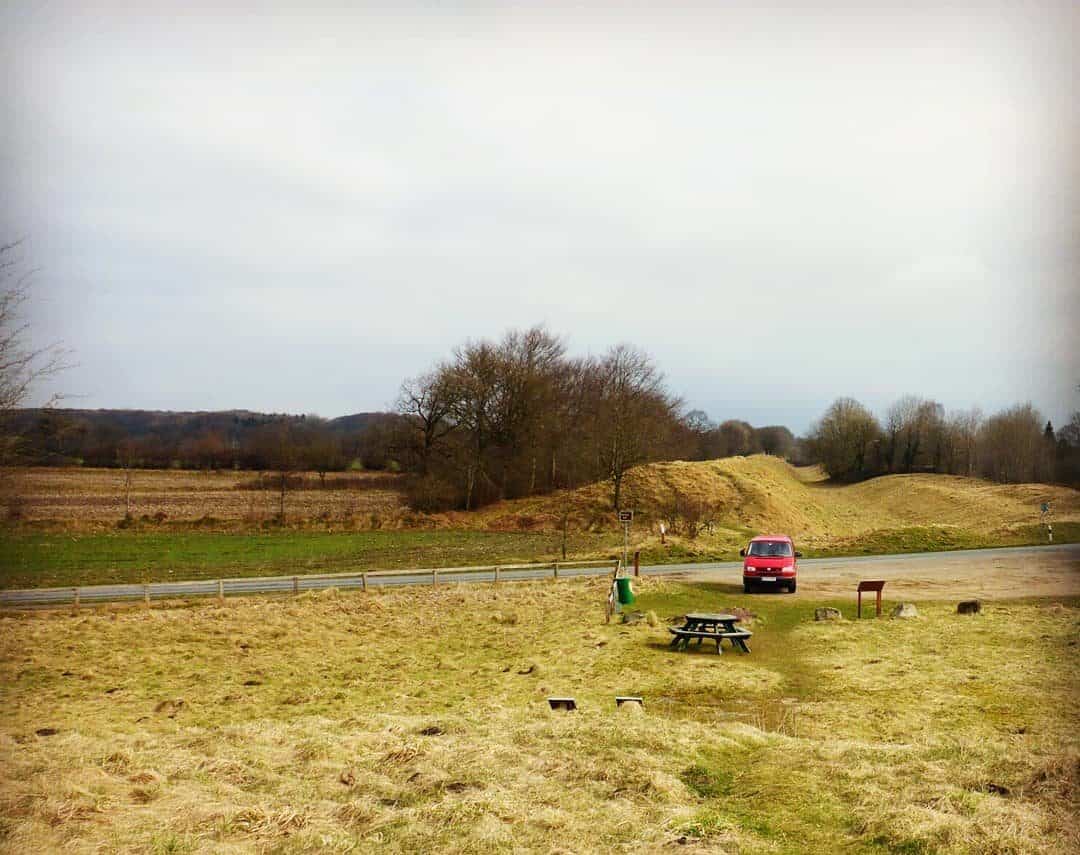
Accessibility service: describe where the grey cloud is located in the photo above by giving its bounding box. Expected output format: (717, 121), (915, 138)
(2, 1), (1077, 429)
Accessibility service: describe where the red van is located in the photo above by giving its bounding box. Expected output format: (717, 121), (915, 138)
(740, 535), (801, 593)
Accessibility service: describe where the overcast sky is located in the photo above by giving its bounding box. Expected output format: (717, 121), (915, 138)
(2, 1), (1077, 433)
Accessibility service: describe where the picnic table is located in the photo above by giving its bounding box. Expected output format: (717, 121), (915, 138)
(668, 612), (752, 655)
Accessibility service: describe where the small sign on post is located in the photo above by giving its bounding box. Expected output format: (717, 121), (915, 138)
(857, 580), (886, 619)
(617, 510), (633, 581)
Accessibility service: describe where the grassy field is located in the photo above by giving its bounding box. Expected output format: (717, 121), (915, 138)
(2, 457), (1077, 589)
(2, 524), (1077, 590)
(0, 578), (1076, 853)
(0, 530), (613, 590)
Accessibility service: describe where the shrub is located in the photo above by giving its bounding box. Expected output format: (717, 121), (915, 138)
(404, 475), (459, 513)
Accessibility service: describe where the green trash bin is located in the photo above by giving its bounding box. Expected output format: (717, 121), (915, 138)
(615, 577), (635, 605)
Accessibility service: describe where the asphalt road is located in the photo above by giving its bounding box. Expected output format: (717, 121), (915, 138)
(1, 543), (1076, 608)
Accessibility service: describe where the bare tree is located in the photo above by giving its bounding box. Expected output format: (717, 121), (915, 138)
(443, 341), (505, 510)
(493, 326), (565, 497)
(592, 344), (680, 509)
(977, 403), (1044, 483)
(305, 435), (344, 486)
(250, 421), (302, 521)
(883, 396), (944, 473)
(717, 419), (759, 457)
(945, 408), (982, 476)
(1057, 411), (1080, 486)
(396, 370), (456, 476)
(808, 398), (881, 482)
(0, 241), (70, 466)
(116, 438), (138, 519)
(757, 425), (795, 458)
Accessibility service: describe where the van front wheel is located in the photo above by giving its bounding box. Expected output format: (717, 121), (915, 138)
(743, 581), (752, 594)
(787, 581), (797, 593)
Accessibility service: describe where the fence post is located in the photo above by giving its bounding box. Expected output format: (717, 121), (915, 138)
(143, 584), (150, 608)
(432, 569), (439, 588)
(553, 561), (559, 580)
(292, 576), (299, 596)
(634, 550), (640, 577)
(218, 580), (224, 603)
(494, 566), (500, 585)
(73, 587), (80, 610)
(361, 573), (368, 592)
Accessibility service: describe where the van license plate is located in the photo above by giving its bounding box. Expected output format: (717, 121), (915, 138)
(762, 576), (776, 582)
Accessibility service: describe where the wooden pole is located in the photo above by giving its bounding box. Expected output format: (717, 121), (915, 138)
(634, 550), (640, 577)
(553, 561), (559, 580)
(857, 590), (862, 619)
(144, 584), (150, 608)
(218, 580), (224, 603)
(361, 573), (368, 592)
(432, 569), (439, 588)
(876, 590), (882, 617)
(73, 587), (79, 611)
(494, 566), (500, 585)
(292, 576), (299, 596)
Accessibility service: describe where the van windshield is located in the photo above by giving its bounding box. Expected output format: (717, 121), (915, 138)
(748, 541), (793, 557)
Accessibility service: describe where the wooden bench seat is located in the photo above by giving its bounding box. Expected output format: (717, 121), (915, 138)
(668, 627), (752, 654)
(667, 628), (752, 638)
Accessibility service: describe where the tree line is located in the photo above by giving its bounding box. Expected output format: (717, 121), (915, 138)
(807, 395), (1080, 486)
(6, 288), (1078, 511)
(9, 326), (810, 513)
(391, 327), (826, 511)
(11, 409), (399, 475)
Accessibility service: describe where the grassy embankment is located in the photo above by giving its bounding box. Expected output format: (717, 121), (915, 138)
(0, 578), (1076, 853)
(2, 456), (1077, 588)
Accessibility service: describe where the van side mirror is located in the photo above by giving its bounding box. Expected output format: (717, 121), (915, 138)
(739, 548), (746, 557)
(795, 551), (803, 558)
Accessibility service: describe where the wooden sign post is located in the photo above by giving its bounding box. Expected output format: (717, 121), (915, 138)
(856, 580), (886, 619)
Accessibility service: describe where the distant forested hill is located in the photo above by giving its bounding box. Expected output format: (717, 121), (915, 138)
(5, 408), (399, 469)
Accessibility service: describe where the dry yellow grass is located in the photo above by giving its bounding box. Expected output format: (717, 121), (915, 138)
(0, 578), (1077, 853)
(4, 458), (1077, 558)
(469, 456), (1080, 551)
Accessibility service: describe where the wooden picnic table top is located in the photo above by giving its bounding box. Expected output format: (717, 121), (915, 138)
(685, 613), (739, 623)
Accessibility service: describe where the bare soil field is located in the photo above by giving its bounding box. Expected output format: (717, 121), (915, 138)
(2, 468), (406, 529)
